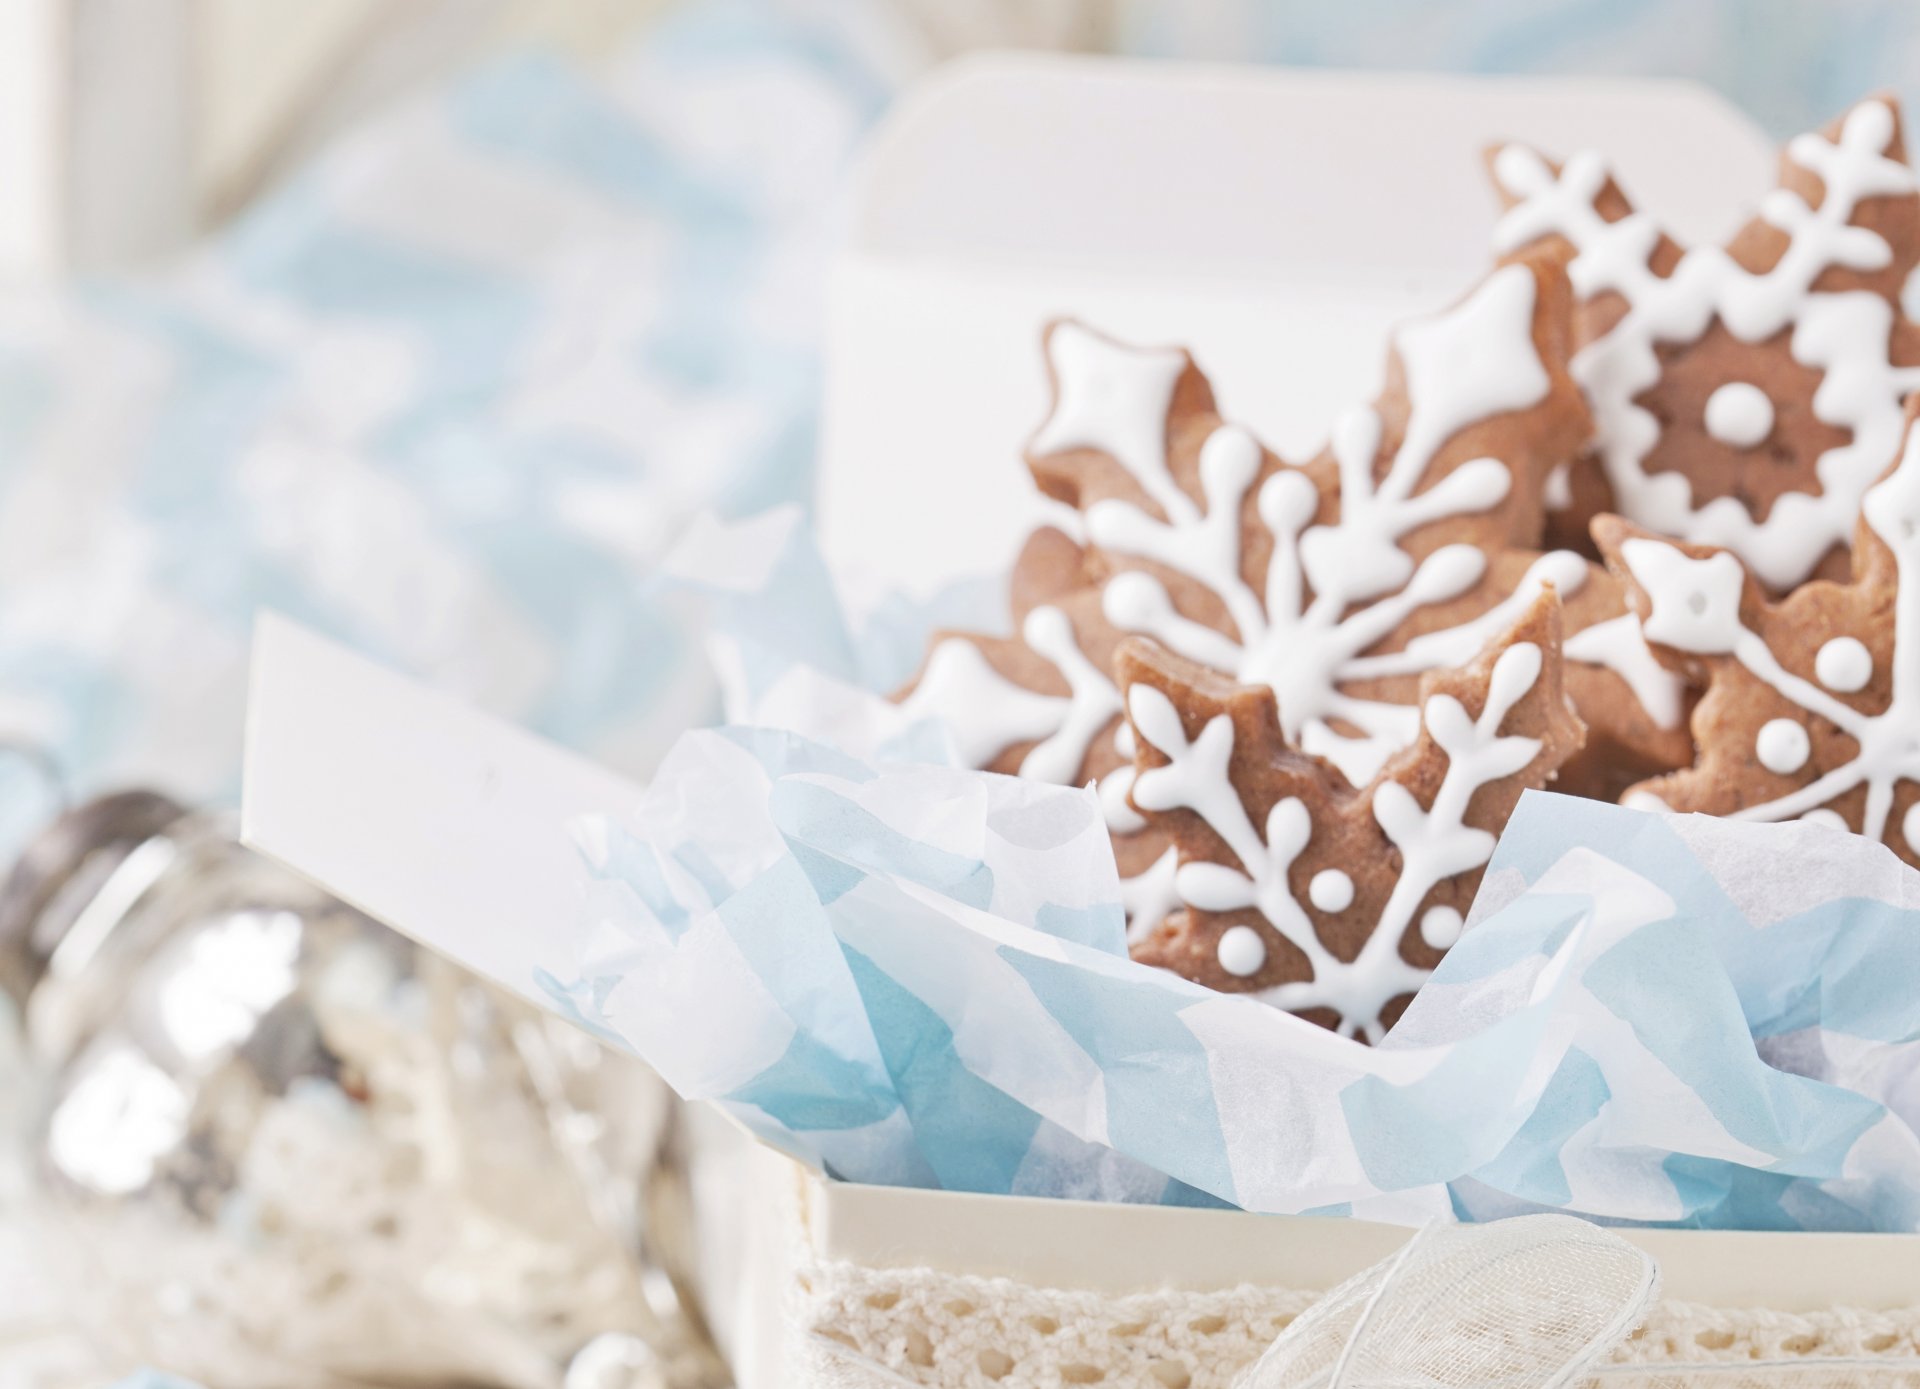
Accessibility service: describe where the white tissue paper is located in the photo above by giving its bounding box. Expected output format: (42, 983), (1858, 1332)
(526, 513), (1920, 1230)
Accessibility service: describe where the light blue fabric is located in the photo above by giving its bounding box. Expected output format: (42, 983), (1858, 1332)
(5, 0), (1914, 852)
(0, 3), (888, 856)
(1121, 0), (1920, 139)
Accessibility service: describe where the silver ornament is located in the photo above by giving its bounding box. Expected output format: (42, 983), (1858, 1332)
(1, 790), (728, 1389)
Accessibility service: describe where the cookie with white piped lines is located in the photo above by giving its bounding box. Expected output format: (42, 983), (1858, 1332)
(898, 251), (1687, 1015)
(1017, 252), (1682, 797)
(1597, 397), (1920, 865)
(1119, 587), (1583, 1041)
(1491, 95), (1920, 591)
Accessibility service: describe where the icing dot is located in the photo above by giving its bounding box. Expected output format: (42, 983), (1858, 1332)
(1216, 925), (1267, 978)
(1800, 808), (1849, 833)
(1308, 869), (1354, 913)
(1420, 905), (1464, 951)
(1258, 467), (1320, 536)
(1703, 382), (1775, 450)
(1755, 717), (1810, 775)
(1103, 570), (1170, 628)
(1906, 802), (1920, 855)
(1815, 636), (1873, 693)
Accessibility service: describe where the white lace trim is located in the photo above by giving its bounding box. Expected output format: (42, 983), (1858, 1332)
(793, 1253), (1920, 1389)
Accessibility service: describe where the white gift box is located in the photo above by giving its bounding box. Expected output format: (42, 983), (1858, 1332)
(817, 52), (1773, 604)
(242, 611), (1920, 1389)
(240, 608), (1920, 1389)
(243, 55), (1920, 1389)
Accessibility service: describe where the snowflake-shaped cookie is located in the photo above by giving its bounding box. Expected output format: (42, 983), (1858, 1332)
(903, 528), (1181, 926)
(1023, 280), (1683, 792)
(901, 253), (1686, 996)
(1598, 399), (1920, 862)
(1121, 589), (1583, 1040)
(1491, 96), (1920, 591)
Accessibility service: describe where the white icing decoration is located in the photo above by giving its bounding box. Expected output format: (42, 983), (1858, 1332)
(1816, 635), (1873, 692)
(1625, 423), (1920, 845)
(1621, 789), (1671, 813)
(1756, 717), (1811, 774)
(1122, 847), (1181, 945)
(901, 639), (1066, 769)
(1419, 905), (1464, 951)
(1801, 808), (1850, 832)
(1562, 613), (1686, 730)
(1216, 925), (1268, 977)
(1128, 640), (1547, 1040)
(1308, 869), (1354, 913)
(1078, 265), (1601, 787)
(1543, 460), (1574, 511)
(1619, 539), (1746, 654)
(1098, 709), (1146, 833)
(1904, 801), (1920, 853)
(1702, 381), (1775, 449)
(1017, 607), (1123, 783)
(1028, 323), (1193, 524)
(1097, 762), (1147, 834)
(1494, 100), (1920, 590)
(899, 605), (1118, 785)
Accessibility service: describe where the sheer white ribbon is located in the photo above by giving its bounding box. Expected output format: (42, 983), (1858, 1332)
(794, 1214), (1661, 1389)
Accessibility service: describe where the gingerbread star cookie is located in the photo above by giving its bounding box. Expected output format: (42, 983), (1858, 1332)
(1596, 398), (1920, 865)
(1491, 95), (1920, 591)
(900, 250), (1687, 980)
(1019, 258), (1681, 796)
(1120, 588), (1583, 1041)
(899, 529), (1181, 930)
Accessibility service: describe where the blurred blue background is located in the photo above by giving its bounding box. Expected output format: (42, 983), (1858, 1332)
(1131, 0), (1920, 137)
(1, 0), (1916, 858)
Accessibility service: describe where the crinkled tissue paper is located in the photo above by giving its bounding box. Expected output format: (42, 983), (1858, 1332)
(538, 508), (1920, 1233)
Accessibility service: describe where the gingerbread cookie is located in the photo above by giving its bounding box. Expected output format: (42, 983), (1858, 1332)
(900, 251), (1687, 997)
(1023, 265), (1681, 794)
(900, 534), (1181, 930)
(1120, 588), (1583, 1040)
(1596, 398), (1920, 865)
(1023, 260), (1586, 791)
(1491, 95), (1920, 591)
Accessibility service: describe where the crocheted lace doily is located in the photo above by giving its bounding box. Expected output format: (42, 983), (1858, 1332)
(793, 1253), (1920, 1389)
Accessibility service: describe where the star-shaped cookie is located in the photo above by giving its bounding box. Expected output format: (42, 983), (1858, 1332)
(1597, 397), (1920, 864)
(900, 528), (1182, 931)
(1119, 588), (1583, 1040)
(1491, 95), (1920, 591)
(1026, 259), (1684, 793)
(901, 251), (1685, 998)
